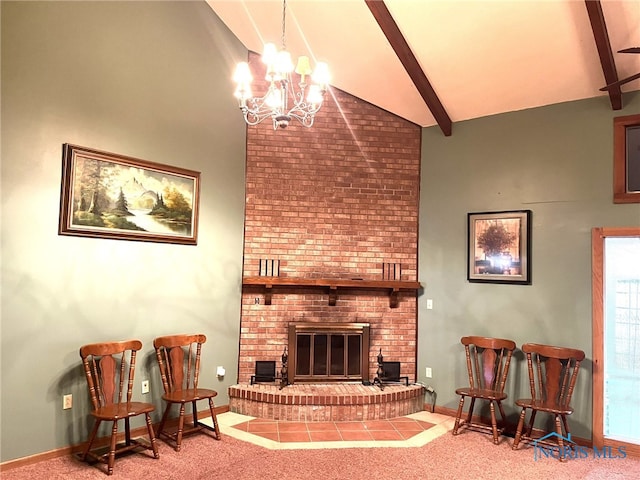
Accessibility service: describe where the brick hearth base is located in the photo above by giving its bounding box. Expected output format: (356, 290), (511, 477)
(228, 383), (426, 422)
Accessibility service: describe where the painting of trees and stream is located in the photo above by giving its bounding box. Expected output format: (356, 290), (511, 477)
(59, 144), (200, 244)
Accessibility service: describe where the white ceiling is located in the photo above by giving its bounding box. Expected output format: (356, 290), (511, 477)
(207, 0), (640, 130)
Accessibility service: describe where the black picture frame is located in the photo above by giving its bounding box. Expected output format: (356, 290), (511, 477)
(467, 210), (532, 284)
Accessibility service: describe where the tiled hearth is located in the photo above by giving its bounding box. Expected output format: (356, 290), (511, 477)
(228, 383), (425, 422)
(210, 410), (456, 449)
(231, 416), (435, 443)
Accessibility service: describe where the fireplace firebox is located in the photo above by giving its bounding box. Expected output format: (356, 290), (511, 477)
(288, 323), (370, 384)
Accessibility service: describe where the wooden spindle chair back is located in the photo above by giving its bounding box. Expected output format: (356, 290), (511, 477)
(79, 340), (159, 475)
(153, 334), (221, 452)
(453, 336), (516, 444)
(464, 337), (513, 393)
(512, 343), (586, 461)
(82, 341), (138, 410)
(155, 334), (204, 395)
(525, 344), (584, 408)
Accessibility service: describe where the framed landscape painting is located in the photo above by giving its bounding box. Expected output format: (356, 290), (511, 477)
(59, 144), (200, 245)
(467, 210), (532, 284)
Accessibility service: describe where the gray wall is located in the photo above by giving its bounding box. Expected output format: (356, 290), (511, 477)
(3, 0), (640, 465)
(418, 93), (640, 439)
(1, 1), (247, 462)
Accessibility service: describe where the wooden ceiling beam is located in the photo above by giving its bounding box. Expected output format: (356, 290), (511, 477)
(365, 0), (452, 136)
(585, 0), (622, 110)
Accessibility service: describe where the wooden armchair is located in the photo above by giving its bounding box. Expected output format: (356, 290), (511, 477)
(452, 336), (516, 444)
(512, 343), (585, 461)
(79, 340), (159, 475)
(153, 334), (221, 451)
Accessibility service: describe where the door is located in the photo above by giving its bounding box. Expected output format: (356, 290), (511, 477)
(592, 227), (640, 456)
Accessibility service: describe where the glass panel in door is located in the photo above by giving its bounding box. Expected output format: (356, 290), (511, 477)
(604, 237), (640, 443)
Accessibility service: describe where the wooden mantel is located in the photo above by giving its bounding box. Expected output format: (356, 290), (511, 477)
(242, 277), (422, 308)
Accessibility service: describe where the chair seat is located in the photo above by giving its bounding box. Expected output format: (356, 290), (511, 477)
(92, 401), (156, 420)
(514, 398), (574, 415)
(163, 388), (218, 403)
(455, 387), (507, 401)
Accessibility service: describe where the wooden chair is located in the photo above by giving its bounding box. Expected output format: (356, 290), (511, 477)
(512, 343), (585, 461)
(452, 336), (516, 444)
(153, 334), (221, 451)
(79, 340), (159, 475)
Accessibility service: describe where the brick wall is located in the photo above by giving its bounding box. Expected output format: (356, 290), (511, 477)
(239, 52), (421, 384)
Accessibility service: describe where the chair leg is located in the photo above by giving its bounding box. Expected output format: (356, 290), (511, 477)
(107, 420), (118, 475)
(157, 403), (171, 440)
(175, 403), (186, 452)
(466, 397), (476, 425)
(208, 397), (221, 439)
(452, 395), (465, 435)
(555, 415), (568, 462)
(497, 401), (507, 427)
(489, 401), (499, 445)
(512, 408), (527, 450)
(81, 419), (101, 461)
(145, 413), (160, 459)
(192, 400), (198, 427)
(525, 410), (537, 439)
(496, 401), (508, 438)
(561, 414), (570, 438)
(125, 418), (131, 446)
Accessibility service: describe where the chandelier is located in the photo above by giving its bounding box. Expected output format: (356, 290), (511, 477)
(233, 0), (330, 129)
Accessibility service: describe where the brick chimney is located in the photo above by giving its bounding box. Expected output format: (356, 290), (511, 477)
(238, 52), (421, 384)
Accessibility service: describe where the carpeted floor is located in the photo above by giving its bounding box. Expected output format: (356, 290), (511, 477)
(3, 412), (640, 480)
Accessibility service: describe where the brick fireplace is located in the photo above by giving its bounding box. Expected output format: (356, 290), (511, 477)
(237, 51), (421, 389)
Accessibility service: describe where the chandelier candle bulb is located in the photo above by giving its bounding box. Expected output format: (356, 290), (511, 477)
(233, 62), (252, 84)
(295, 56), (312, 82)
(312, 62), (330, 86)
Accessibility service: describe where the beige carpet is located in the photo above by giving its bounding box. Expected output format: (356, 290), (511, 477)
(2, 412), (640, 480)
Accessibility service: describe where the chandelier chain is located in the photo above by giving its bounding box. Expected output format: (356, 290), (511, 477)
(281, 0), (287, 51)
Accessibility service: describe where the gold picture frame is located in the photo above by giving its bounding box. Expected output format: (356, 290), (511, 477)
(59, 144), (200, 245)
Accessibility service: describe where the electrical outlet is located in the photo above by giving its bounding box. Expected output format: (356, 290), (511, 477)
(425, 367), (432, 378)
(426, 298), (433, 309)
(63, 394), (72, 409)
(141, 380), (150, 394)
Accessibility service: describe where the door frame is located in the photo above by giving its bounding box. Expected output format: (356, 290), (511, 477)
(592, 227), (640, 456)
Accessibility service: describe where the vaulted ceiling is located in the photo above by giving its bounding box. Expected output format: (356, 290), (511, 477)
(207, 0), (640, 135)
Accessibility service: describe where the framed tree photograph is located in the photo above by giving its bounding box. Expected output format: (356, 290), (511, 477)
(467, 210), (532, 284)
(59, 144), (200, 245)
